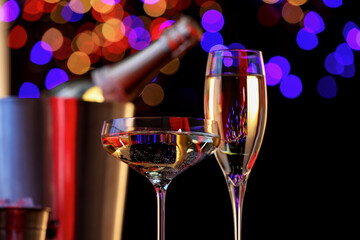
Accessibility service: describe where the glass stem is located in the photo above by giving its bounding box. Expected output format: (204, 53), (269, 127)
(155, 186), (167, 240)
(228, 176), (247, 240)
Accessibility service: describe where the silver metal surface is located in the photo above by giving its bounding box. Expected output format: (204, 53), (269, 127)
(0, 97), (134, 240)
(0, 207), (50, 240)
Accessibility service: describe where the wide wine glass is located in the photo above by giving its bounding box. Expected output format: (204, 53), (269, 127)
(101, 117), (220, 240)
(204, 49), (267, 240)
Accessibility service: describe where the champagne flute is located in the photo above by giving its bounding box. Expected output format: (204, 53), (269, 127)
(204, 49), (267, 240)
(101, 117), (220, 240)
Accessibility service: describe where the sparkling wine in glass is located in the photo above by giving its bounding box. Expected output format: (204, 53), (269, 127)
(101, 117), (220, 240)
(204, 49), (267, 240)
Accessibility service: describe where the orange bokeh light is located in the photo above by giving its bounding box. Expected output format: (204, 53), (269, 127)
(199, 1), (222, 17)
(50, 1), (68, 24)
(42, 27), (64, 52)
(69, 0), (92, 14)
(67, 51), (91, 75)
(74, 31), (99, 55)
(91, 3), (124, 22)
(102, 18), (125, 42)
(143, 0), (167, 17)
(92, 0), (114, 14)
(288, 0), (308, 6)
(282, 2), (304, 24)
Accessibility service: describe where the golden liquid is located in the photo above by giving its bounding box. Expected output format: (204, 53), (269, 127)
(102, 131), (219, 186)
(204, 74), (267, 180)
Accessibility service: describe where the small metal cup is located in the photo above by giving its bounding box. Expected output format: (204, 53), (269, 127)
(0, 207), (50, 240)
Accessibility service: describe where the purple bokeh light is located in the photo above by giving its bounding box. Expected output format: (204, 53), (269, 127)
(123, 15), (144, 37)
(128, 27), (151, 50)
(343, 21), (358, 40)
(345, 28), (360, 50)
(62, 3), (83, 22)
(0, 0), (20, 22)
(102, 0), (121, 5)
(201, 10), (224, 33)
(303, 11), (325, 34)
(141, 0), (160, 4)
(265, 62), (282, 86)
(159, 20), (175, 31)
(269, 56), (290, 77)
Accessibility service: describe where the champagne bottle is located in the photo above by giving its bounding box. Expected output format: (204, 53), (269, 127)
(91, 15), (203, 102)
(47, 15), (203, 102)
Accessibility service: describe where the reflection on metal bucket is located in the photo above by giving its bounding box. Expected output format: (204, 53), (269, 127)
(0, 97), (134, 240)
(0, 207), (50, 240)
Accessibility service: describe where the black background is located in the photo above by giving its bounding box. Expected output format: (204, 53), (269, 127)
(123, 1), (358, 240)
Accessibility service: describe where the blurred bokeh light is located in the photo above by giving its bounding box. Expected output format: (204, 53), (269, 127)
(45, 68), (69, 90)
(280, 74), (303, 99)
(30, 41), (53, 65)
(18, 82), (40, 98)
(0, 0), (356, 101)
(322, 0), (342, 8)
(0, 0), (20, 22)
(317, 76), (337, 98)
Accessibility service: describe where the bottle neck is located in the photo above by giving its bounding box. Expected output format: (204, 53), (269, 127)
(91, 15), (203, 102)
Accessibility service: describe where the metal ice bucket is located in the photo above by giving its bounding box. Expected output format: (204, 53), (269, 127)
(0, 97), (134, 240)
(0, 207), (50, 240)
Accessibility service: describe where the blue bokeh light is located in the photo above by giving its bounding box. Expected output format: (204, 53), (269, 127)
(324, 52), (344, 75)
(280, 74), (302, 99)
(296, 28), (318, 50)
(209, 44), (228, 52)
(334, 43), (354, 65)
(323, 0), (342, 8)
(18, 82), (40, 98)
(228, 42), (246, 49)
(128, 27), (151, 50)
(45, 68), (69, 90)
(201, 10), (224, 33)
(30, 41), (53, 65)
(303, 11), (325, 34)
(340, 64), (355, 78)
(200, 31), (224, 52)
(317, 76), (337, 99)
(0, 0), (20, 22)
(61, 3), (83, 22)
(343, 21), (358, 40)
